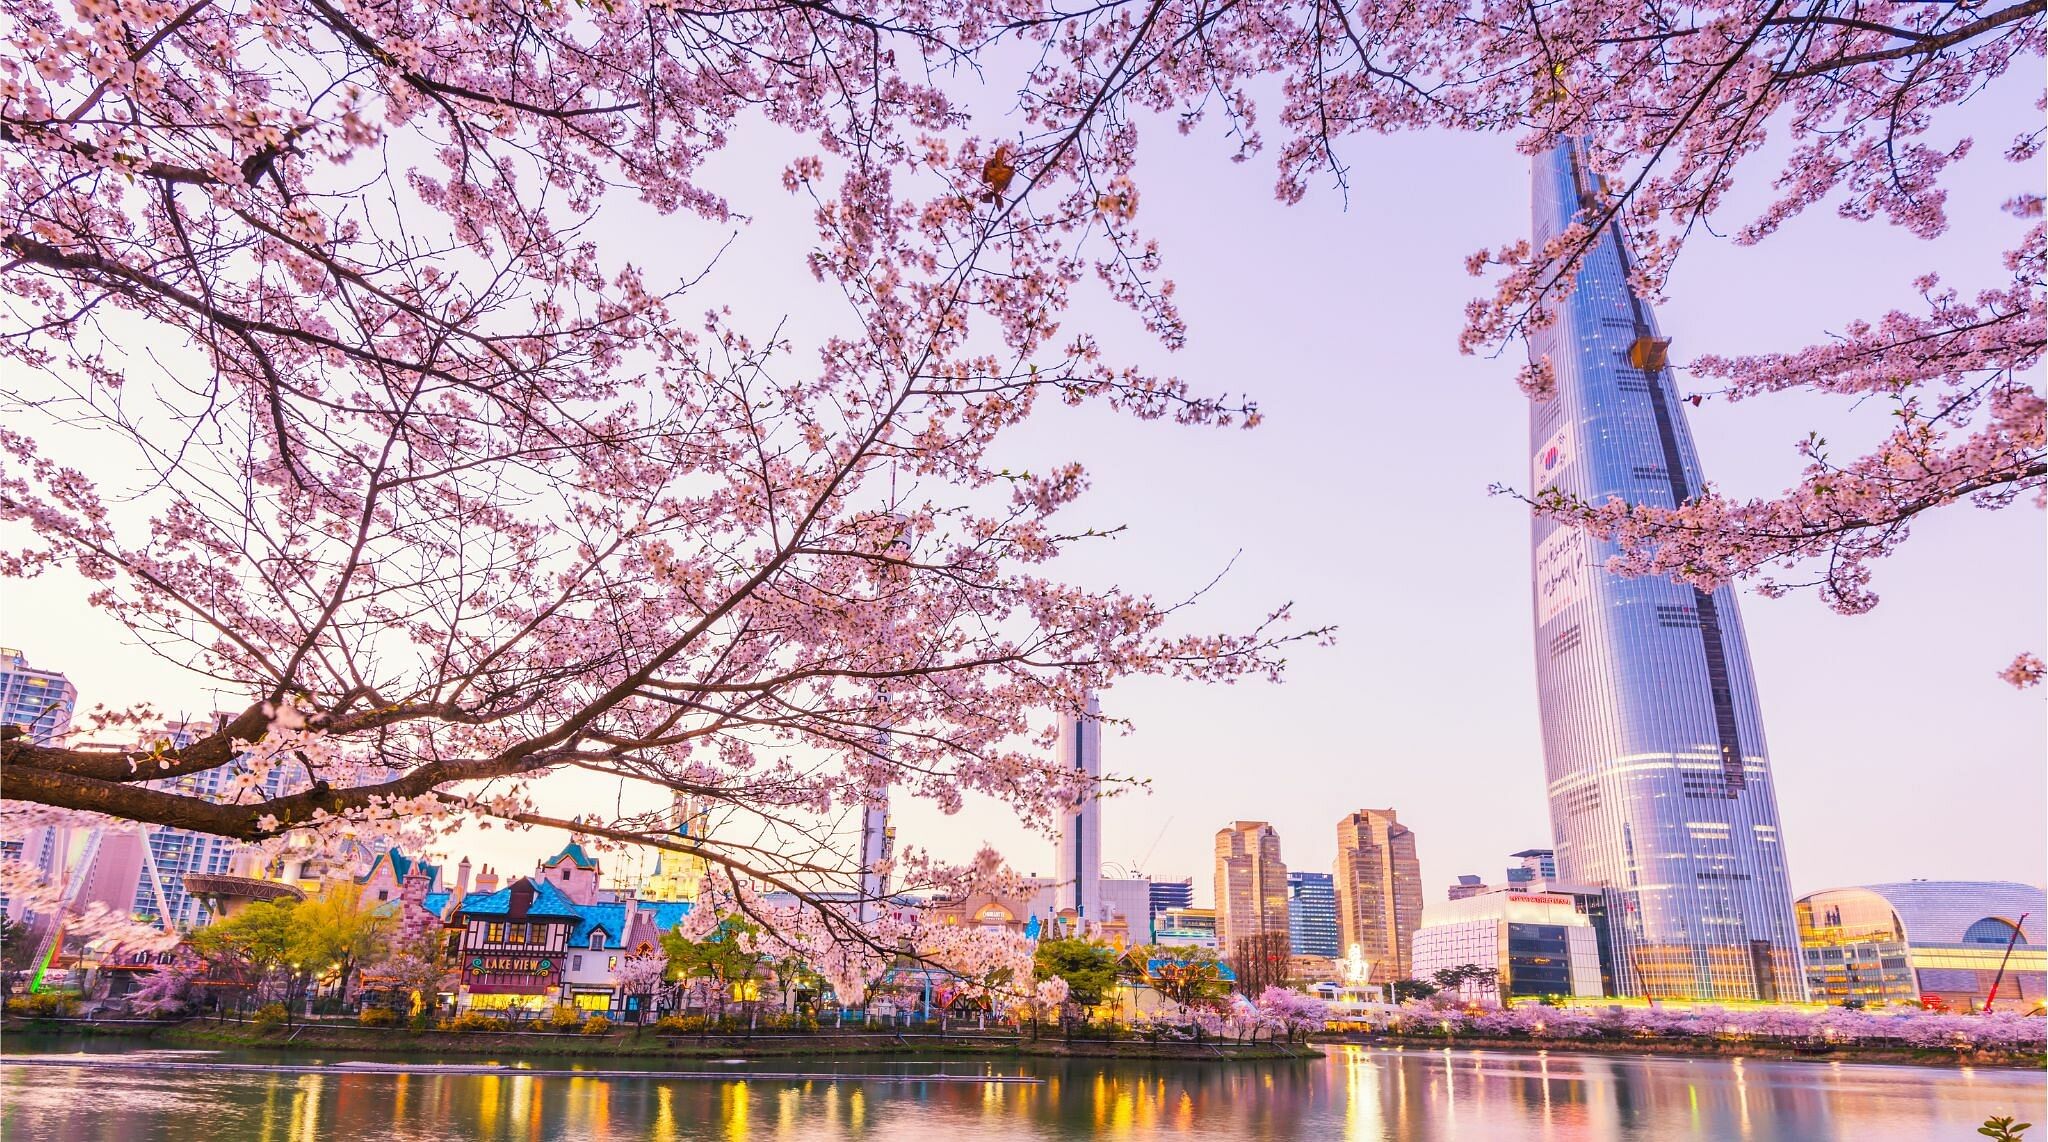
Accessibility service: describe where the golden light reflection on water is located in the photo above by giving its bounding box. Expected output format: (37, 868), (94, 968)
(722, 1080), (749, 1140)
(1109, 1080), (1134, 1133)
(0, 1046), (2036, 1141)
(291, 1073), (323, 1142)
(507, 1074), (537, 1141)
(475, 1073), (500, 1136)
(1734, 1056), (1751, 1137)
(653, 1084), (675, 1142)
(1340, 1045), (1384, 1140)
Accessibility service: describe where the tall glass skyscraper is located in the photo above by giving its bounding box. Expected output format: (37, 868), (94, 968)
(1286, 870), (1340, 959)
(1528, 140), (1805, 1001)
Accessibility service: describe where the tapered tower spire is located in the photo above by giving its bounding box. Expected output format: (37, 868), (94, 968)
(1528, 139), (1805, 1002)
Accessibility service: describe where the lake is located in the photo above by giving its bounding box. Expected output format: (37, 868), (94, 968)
(1, 1038), (2038, 1140)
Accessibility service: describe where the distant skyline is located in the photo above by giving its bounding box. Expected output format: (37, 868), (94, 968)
(4, 77), (2041, 910)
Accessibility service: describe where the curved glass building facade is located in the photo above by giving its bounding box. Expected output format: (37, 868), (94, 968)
(1797, 881), (2046, 1010)
(1527, 141), (1805, 1001)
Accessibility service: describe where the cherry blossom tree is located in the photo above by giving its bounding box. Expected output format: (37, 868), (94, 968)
(611, 951), (669, 1022)
(1425, 3), (2044, 674)
(987, 0), (2043, 674)
(1253, 985), (1329, 1042)
(2, 0), (2036, 975)
(1393, 998), (2048, 1053)
(0, 0), (1323, 959)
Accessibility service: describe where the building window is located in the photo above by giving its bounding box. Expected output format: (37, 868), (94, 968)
(377, 890), (389, 901)
(1963, 917), (2025, 945)
(561, 869), (570, 881)
(590, 932), (605, 950)
(486, 922), (505, 943)
(572, 955), (583, 970)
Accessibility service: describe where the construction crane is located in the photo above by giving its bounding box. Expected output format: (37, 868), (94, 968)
(1982, 912), (2031, 1013)
(1125, 817), (1173, 880)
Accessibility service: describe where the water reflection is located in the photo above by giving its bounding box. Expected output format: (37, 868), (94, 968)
(3, 1044), (2039, 1141)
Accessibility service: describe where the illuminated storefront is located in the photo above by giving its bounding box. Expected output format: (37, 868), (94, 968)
(452, 877), (582, 1010)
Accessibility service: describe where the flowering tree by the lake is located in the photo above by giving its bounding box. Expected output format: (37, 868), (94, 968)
(1, 0), (2038, 961)
(1387, 998), (2048, 1055)
(0, 0), (1325, 957)
(1255, 986), (1330, 1042)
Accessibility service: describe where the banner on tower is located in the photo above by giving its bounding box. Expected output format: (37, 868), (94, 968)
(1532, 421), (1575, 492)
(1535, 527), (1590, 625)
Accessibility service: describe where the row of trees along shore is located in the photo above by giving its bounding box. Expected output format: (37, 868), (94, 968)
(0, 0), (2039, 975)
(12, 919), (2041, 1063)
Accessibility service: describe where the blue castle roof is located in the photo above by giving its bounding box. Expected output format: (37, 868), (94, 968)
(453, 877), (694, 943)
(543, 842), (600, 870)
(562, 899), (697, 946)
(355, 847), (442, 888)
(454, 877), (584, 919)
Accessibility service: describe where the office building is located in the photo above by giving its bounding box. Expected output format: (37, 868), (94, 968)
(1526, 138), (1806, 1001)
(1149, 878), (1194, 929)
(1334, 809), (1423, 983)
(1411, 889), (1606, 1001)
(1154, 906), (1218, 950)
(1287, 870), (1340, 958)
(1214, 822), (1288, 956)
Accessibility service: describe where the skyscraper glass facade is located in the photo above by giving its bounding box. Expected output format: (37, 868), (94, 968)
(1214, 822), (1288, 956)
(1287, 871), (1339, 958)
(1527, 140), (1805, 1001)
(1334, 809), (1423, 983)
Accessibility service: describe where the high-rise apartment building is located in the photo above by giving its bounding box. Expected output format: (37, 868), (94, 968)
(1286, 870), (1339, 958)
(130, 718), (298, 928)
(1334, 809), (1423, 983)
(1054, 693), (1103, 923)
(0, 647), (76, 745)
(0, 649), (78, 925)
(1213, 821), (1288, 956)
(1527, 139), (1805, 1001)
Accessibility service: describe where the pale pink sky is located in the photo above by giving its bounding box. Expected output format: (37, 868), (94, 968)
(5, 71), (2041, 906)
